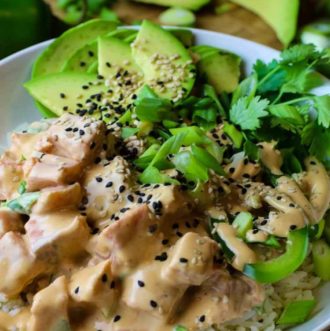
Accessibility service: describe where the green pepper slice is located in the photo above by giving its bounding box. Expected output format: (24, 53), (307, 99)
(243, 227), (309, 283)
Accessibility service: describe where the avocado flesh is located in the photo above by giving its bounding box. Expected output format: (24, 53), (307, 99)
(231, 0), (299, 46)
(62, 42), (98, 73)
(61, 29), (138, 74)
(24, 72), (108, 117)
(32, 19), (117, 78)
(98, 36), (143, 107)
(133, 0), (210, 11)
(198, 51), (241, 94)
(131, 20), (196, 100)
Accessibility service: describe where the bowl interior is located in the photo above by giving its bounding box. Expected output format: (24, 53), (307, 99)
(0, 27), (329, 331)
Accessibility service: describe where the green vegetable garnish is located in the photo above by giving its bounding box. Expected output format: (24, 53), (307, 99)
(7, 192), (41, 214)
(312, 239), (330, 280)
(277, 300), (316, 325)
(243, 227), (309, 283)
(232, 212), (253, 239)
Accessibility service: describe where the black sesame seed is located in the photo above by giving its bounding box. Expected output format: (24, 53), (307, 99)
(94, 157), (101, 164)
(172, 223), (179, 229)
(148, 224), (158, 233)
(65, 127), (72, 132)
(80, 61), (86, 67)
(74, 286), (79, 294)
(60, 93), (66, 98)
(110, 280), (116, 289)
(113, 315), (121, 322)
(290, 225), (297, 230)
(119, 185), (126, 193)
(162, 239), (169, 245)
(127, 194), (134, 202)
(260, 219), (268, 226)
(229, 167), (235, 174)
(241, 188), (247, 194)
(106, 62), (111, 67)
(252, 229), (259, 234)
(289, 203), (295, 208)
(90, 141), (96, 149)
(310, 160), (316, 165)
(138, 280), (145, 287)
(276, 196), (282, 200)
(63, 106), (68, 111)
(199, 315), (206, 322)
(88, 50), (94, 57)
(105, 181), (113, 188)
(137, 197), (143, 203)
(95, 177), (103, 183)
(243, 158), (249, 165)
(150, 300), (158, 308)
(73, 127), (79, 132)
(79, 129), (85, 136)
(179, 257), (188, 263)
(242, 173), (250, 178)
(102, 274), (108, 283)
(82, 85), (89, 90)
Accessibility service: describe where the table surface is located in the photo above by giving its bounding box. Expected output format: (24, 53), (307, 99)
(46, 0), (282, 50)
(113, 0), (282, 49)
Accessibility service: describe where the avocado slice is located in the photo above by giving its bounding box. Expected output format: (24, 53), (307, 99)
(87, 61), (99, 74)
(231, 0), (299, 46)
(98, 36), (143, 106)
(133, 0), (210, 11)
(197, 50), (241, 94)
(131, 20), (196, 100)
(98, 37), (142, 77)
(32, 19), (117, 78)
(24, 72), (108, 117)
(61, 29), (138, 74)
(62, 42), (98, 73)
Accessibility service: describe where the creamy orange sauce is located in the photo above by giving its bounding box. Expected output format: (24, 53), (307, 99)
(0, 114), (329, 330)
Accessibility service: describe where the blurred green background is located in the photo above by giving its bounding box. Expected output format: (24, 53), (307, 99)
(0, 0), (329, 60)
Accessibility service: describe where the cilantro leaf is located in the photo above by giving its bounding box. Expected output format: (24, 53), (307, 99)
(268, 104), (306, 131)
(281, 64), (323, 94)
(309, 128), (330, 169)
(230, 96), (269, 130)
(253, 59), (286, 93)
(314, 95), (330, 128)
(280, 44), (320, 65)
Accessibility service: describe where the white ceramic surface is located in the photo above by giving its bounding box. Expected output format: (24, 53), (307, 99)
(0, 27), (329, 331)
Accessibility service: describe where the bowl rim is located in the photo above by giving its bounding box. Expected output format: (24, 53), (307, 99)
(1, 25), (330, 331)
(0, 25), (280, 67)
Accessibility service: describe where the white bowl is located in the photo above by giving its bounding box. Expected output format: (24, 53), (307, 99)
(0, 27), (329, 331)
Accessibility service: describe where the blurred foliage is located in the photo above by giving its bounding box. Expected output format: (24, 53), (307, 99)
(51, 0), (121, 25)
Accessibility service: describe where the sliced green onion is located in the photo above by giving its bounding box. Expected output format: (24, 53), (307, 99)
(17, 181), (27, 195)
(150, 133), (186, 167)
(277, 300), (316, 325)
(139, 166), (179, 185)
(159, 7), (196, 27)
(170, 126), (207, 145)
(312, 239), (330, 280)
(243, 227), (309, 283)
(232, 212), (253, 239)
(172, 151), (209, 182)
(121, 127), (139, 139)
(7, 192), (41, 215)
(191, 144), (225, 176)
(173, 326), (188, 331)
(223, 122), (243, 148)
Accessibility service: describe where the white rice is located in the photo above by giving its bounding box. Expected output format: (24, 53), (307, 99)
(221, 257), (321, 331)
